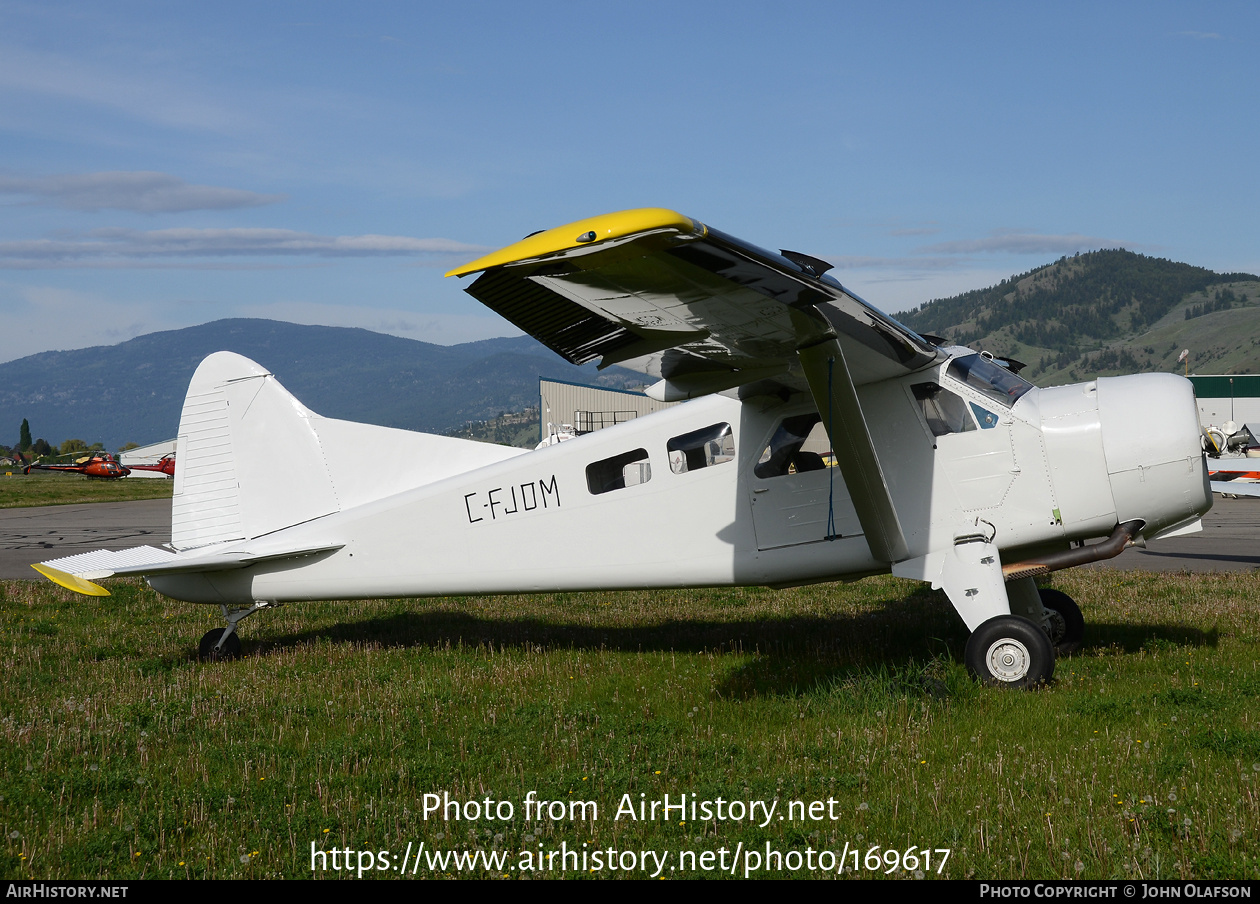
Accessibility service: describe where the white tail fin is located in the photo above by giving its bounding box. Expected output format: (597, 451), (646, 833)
(172, 352), (527, 551)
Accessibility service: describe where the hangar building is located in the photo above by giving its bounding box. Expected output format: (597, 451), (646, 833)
(1191, 374), (1260, 427)
(537, 378), (680, 440)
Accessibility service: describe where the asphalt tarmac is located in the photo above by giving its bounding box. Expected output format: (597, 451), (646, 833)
(1, 496), (1257, 582)
(0, 498), (171, 580)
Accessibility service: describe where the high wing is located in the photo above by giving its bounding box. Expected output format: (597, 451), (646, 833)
(448, 208), (941, 400)
(448, 208), (946, 562)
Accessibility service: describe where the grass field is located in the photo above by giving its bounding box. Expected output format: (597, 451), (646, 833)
(0, 472), (173, 509)
(1, 569), (1257, 880)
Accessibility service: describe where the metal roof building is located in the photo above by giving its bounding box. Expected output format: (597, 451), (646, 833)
(538, 378), (680, 439)
(1190, 374), (1260, 427)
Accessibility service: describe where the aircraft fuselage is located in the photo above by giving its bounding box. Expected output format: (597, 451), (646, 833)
(149, 355), (1209, 608)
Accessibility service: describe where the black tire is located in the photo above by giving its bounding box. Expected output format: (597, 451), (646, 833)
(1038, 587), (1084, 655)
(198, 629), (242, 662)
(965, 615), (1055, 688)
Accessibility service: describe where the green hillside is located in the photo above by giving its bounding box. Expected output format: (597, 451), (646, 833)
(898, 250), (1260, 384)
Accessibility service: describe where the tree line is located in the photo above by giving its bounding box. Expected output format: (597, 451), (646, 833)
(4, 417), (126, 462)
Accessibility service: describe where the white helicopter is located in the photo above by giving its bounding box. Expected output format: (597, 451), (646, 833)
(32, 209), (1211, 687)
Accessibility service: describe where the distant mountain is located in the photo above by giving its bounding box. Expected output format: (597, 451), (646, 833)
(0, 319), (646, 450)
(898, 249), (1260, 384)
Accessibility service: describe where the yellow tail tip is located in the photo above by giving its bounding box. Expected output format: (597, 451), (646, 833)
(31, 563), (111, 597)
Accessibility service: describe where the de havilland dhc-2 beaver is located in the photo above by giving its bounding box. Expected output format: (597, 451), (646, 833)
(30, 209), (1211, 687)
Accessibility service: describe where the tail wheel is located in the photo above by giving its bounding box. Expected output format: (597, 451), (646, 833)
(965, 615), (1055, 688)
(1038, 587), (1084, 655)
(198, 629), (242, 662)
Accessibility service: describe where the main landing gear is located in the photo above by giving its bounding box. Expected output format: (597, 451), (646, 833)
(197, 602), (273, 662)
(963, 587), (1084, 688)
(1038, 587), (1084, 655)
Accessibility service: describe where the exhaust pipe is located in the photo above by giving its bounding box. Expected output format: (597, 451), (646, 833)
(1002, 520), (1144, 581)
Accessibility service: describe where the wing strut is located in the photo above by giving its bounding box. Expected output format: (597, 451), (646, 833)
(798, 338), (909, 564)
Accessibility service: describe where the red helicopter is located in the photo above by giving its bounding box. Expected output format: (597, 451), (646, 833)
(124, 454), (176, 478)
(23, 450), (131, 479)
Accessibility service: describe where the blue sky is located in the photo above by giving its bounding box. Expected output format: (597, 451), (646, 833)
(0, 1), (1256, 364)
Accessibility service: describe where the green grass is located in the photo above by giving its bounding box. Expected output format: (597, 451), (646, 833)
(1, 570), (1257, 880)
(0, 471), (173, 508)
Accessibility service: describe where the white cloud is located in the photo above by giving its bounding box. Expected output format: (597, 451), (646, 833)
(827, 254), (970, 271)
(914, 229), (1129, 256)
(0, 228), (486, 268)
(0, 171), (285, 213)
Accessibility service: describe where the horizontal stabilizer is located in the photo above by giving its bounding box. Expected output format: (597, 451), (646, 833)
(34, 542), (345, 596)
(37, 544), (178, 580)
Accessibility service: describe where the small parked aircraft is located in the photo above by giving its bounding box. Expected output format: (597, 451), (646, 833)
(1199, 421), (1260, 496)
(25, 450), (130, 479)
(30, 209), (1211, 685)
(124, 454), (177, 478)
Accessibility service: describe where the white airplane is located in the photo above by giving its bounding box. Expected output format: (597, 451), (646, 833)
(31, 209), (1211, 687)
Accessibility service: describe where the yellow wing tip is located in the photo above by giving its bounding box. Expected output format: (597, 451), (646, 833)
(445, 207), (697, 278)
(31, 563), (111, 597)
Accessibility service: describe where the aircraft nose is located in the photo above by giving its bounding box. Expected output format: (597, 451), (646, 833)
(1095, 373), (1211, 537)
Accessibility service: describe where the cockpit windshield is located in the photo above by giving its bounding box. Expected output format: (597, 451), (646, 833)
(946, 354), (1033, 408)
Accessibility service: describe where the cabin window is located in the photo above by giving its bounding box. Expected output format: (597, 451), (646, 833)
(946, 353), (1033, 407)
(912, 382), (976, 437)
(586, 449), (652, 495)
(667, 423), (735, 474)
(755, 414), (831, 478)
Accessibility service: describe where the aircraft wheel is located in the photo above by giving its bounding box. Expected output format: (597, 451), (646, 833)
(965, 615), (1055, 688)
(198, 629), (242, 662)
(1038, 588), (1084, 655)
